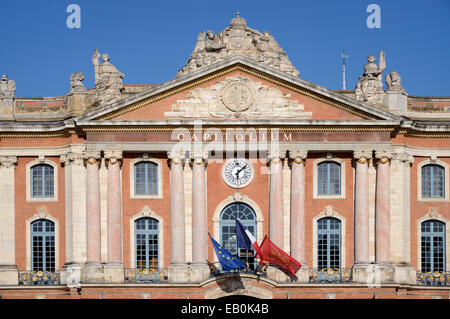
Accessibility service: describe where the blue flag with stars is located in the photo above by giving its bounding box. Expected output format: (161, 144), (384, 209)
(208, 233), (246, 271)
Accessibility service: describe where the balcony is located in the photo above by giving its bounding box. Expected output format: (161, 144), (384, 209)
(208, 261), (267, 278)
(124, 268), (168, 283)
(416, 271), (450, 286)
(309, 268), (352, 283)
(18, 270), (60, 285)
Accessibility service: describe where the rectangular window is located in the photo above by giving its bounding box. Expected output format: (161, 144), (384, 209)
(134, 162), (158, 196)
(318, 162), (341, 196)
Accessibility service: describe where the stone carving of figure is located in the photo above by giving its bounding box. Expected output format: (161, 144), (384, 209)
(92, 49), (124, 105)
(205, 30), (226, 52)
(0, 74), (16, 98)
(385, 70), (405, 94)
(176, 13), (299, 77)
(355, 51), (386, 105)
(69, 72), (86, 93)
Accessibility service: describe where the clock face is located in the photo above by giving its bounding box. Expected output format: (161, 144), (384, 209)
(222, 158), (254, 188)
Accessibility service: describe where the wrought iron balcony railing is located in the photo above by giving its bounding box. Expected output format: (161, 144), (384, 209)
(18, 270), (60, 285)
(208, 261), (267, 277)
(124, 268), (168, 283)
(310, 268), (352, 283)
(416, 271), (450, 286)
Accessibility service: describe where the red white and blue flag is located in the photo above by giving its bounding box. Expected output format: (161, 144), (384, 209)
(235, 219), (264, 262)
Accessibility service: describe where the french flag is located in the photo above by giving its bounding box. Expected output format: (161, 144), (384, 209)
(235, 219), (264, 263)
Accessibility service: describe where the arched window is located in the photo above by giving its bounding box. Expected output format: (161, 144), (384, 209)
(134, 161), (158, 196)
(317, 161), (341, 195)
(31, 219), (55, 272)
(317, 217), (341, 269)
(422, 164), (445, 198)
(31, 164), (54, 198)
(220, 202), (256, 255)
(421, 220), (446, 272)
(135, 217), (159, 270)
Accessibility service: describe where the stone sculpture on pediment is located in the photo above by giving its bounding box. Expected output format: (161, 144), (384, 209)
(92, 49), (124, 106)
(69, 72), (87, 94)
(385, 70), (406, 94)
(166, 75), (311, 119)
(355, 50), (385, 105)
(176, 13), (300, 78)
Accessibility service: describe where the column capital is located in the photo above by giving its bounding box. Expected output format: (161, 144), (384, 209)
(83, 151), (101, 167)
(104, 150), (123, 168)
(267, 149), (286, 165)
(61, 152), (84, 167)
(168, 150), (186, 166)
(375, 150), (394, 164)
(392, 152), (414, 164)
(353, 150), (373, 164)
(0, 156), (17, 168)
(288, 150), (308, 165)
(190, 149), (208, 166)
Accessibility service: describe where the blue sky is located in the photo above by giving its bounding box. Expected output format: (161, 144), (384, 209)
(0, 0), (449, 97)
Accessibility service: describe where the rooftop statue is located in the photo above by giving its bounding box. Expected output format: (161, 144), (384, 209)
(69, 72), (87, 94)
(0, 74), (16, 98)
(176, 13), (300, 77)
(92, 49), (124, 105)
(385, 70), (406, 94)
(355, 51), (385, 105)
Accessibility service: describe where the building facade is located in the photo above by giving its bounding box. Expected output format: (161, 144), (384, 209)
(0, 15), (449, 299)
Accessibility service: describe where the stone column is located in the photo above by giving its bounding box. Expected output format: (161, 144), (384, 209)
(60, 152), (86, 286)
(289, 150), (308, 282)
(82, 151), (104, 283)
(103, 150), (124, 283)
(352, 150), (372, 282)
(0, 156), (18, 285)
(267, 150), (287, 281)
(390, 152), (415, 284)
(268, 150), (285, 248)
(190, 150), (209, 282)
(167, 150), (188, 282)
(373, 151), (395, 282)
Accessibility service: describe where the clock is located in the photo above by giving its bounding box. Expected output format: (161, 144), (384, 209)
(222, 158), (254, 188)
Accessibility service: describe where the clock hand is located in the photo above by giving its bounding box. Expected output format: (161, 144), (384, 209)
(236, 164), (247, 177)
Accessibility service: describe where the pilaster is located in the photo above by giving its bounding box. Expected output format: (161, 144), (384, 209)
(0, 156), (18, 285)
(390, 151), (416, 284)
(60, 152), (86, 286)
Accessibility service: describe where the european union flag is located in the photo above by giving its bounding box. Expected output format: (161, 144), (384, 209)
(208, 233), (246, 272)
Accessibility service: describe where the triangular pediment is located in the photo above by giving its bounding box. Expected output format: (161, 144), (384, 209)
(76, 56), (400, 125)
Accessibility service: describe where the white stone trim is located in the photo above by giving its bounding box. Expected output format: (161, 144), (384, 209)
(312, 206), (346, 268)
(129, 156), (163, 199)
(417, 159), (449, 202)
(416, 208), (450, 271)
(129, 206), (164, 269)
(212, 193), (264, 262)
(25, 207), (60, 271)
(312, 157), (346, 199)
(26, 158), (58, 202)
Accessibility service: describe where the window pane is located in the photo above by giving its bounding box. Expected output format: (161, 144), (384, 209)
(317, 217), (341, 269)
(31, 164), (54, 198)
(422, 165), (445, 198)
(135, 162), (158, 195)
(31, 220), (55, 272)
(220, 202), (257, 257)
(317, 162), (341, 195)
(135, 218), (159, 269)
(421, 220), (446, 272)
